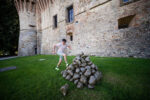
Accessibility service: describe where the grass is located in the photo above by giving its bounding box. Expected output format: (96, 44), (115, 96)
(0, 55), (150, 100)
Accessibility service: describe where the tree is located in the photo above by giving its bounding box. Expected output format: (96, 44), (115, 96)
(0, 0), (19, 56)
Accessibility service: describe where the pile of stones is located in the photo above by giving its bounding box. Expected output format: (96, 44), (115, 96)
(61, 53), (102, 89)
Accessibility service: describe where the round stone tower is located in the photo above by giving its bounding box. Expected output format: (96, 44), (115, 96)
(14, 0), (37, 56)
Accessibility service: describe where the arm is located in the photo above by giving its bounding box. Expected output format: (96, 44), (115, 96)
(53, 44), (56, 54)
(67, 45), (71, 50)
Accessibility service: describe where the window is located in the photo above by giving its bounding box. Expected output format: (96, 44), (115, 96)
(53, 15), (57, 28)
(70, 35), (73, 41)
(120, 0), (139, 6)
(123, 0), (130, 3)
(35, 48), (37, 54)
(118, 15), (135, 29)
(67, 32), (73, 41)
(67, 5), (74, 23)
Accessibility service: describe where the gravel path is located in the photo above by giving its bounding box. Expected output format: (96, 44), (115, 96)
(0, 56), (18, 61)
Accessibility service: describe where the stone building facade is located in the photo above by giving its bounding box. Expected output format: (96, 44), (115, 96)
(14, 0), (150, 58)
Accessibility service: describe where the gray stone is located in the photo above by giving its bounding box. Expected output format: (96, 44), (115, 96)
(68, 64), (74, 70)
(79, 52), (84, 56)
(61, 70), (64, 75)
(63, 71), (67, 78)
(73, 73), (80, 79)
(72, 61), (77, 65)
(81, 55), (88, 59)
(76, 56), (81, 60)
(80, 67), (86, 72)
(88, 62), (93, 65)
(75, 68), (80, 73)
(80, 75), (87, 84)
(79, 72), (83, 75)
(77, 82), (83, 88)
(84, 69), (91, 77)
(85, 57), (90, 62)
(88, 84), (94, 89)
(60, 83), (69, 96)
(70, 78), (74, 82)
(81, 63), (86, 67)
(91, 69), (96, 74)
(66, 75), (71, 80)
(74, 65), (78, 68)
(95, 66), (98, 70)
(91, 64), (96, 69)
(94, 71), (102, 81)
(81, 58), (86, 63)
(67, 70), (73, 76)
(89, 76), (96, 85)
(74, 79), (79, 85)
(85, 66), (91, 70)
(76, 60), (81, 65)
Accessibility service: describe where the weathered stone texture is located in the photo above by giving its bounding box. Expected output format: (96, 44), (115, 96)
(15, 0), (150, 58)
(18, 12), (37, 56)
(15, 0), (37, 56)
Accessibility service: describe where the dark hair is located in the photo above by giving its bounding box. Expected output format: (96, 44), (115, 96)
(62, 39), (67, 43)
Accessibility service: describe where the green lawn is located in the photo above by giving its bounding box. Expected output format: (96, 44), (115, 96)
(0, 55), (150, 100)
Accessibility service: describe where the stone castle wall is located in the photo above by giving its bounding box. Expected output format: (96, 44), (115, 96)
(39, 0), (150, 58)
(15, 0), (37, 56)
(15, 0), (150, 58)
(18, 12), (37, 56)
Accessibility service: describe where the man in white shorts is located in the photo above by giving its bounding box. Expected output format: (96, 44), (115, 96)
(53, 39), (71, 70)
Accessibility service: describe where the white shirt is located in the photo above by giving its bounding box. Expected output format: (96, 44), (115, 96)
(56, 42), (67, 53)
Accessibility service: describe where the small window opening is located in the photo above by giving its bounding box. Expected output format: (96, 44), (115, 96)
(118, 15), (135, 29)
(67, 5), (74, 23)
(29, 25), (36, 27)
(70, 35), (73, 41)
(53, 14), (57, 28)
(31, 2), (35, 12)
(35, 48), (37, 54)
(120, 0), (139, 6)
(122, 0), (131, 3)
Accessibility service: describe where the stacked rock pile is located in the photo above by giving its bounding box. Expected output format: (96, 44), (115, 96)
(61, 53), (102, 89)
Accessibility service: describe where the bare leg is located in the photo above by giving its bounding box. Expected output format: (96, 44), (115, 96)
(57, 59), (62, 67)
(63, 54), (68, 64)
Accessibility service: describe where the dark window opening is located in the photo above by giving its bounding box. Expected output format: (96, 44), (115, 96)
(120, 0), (139, 6)
(70, 35), (73, 41)
(29, 25), (36, 27)
(53, 15), (57, 28)
(118, 15), (135, 29)
(31, 2), (35, 12)
(67, 5), (74, 23)
(123, 0), (130, 3)
(35, 48), (37, 54)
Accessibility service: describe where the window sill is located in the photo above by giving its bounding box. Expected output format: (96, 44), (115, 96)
(66, 21), (74, 25)
(53, 27), (58, 30)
